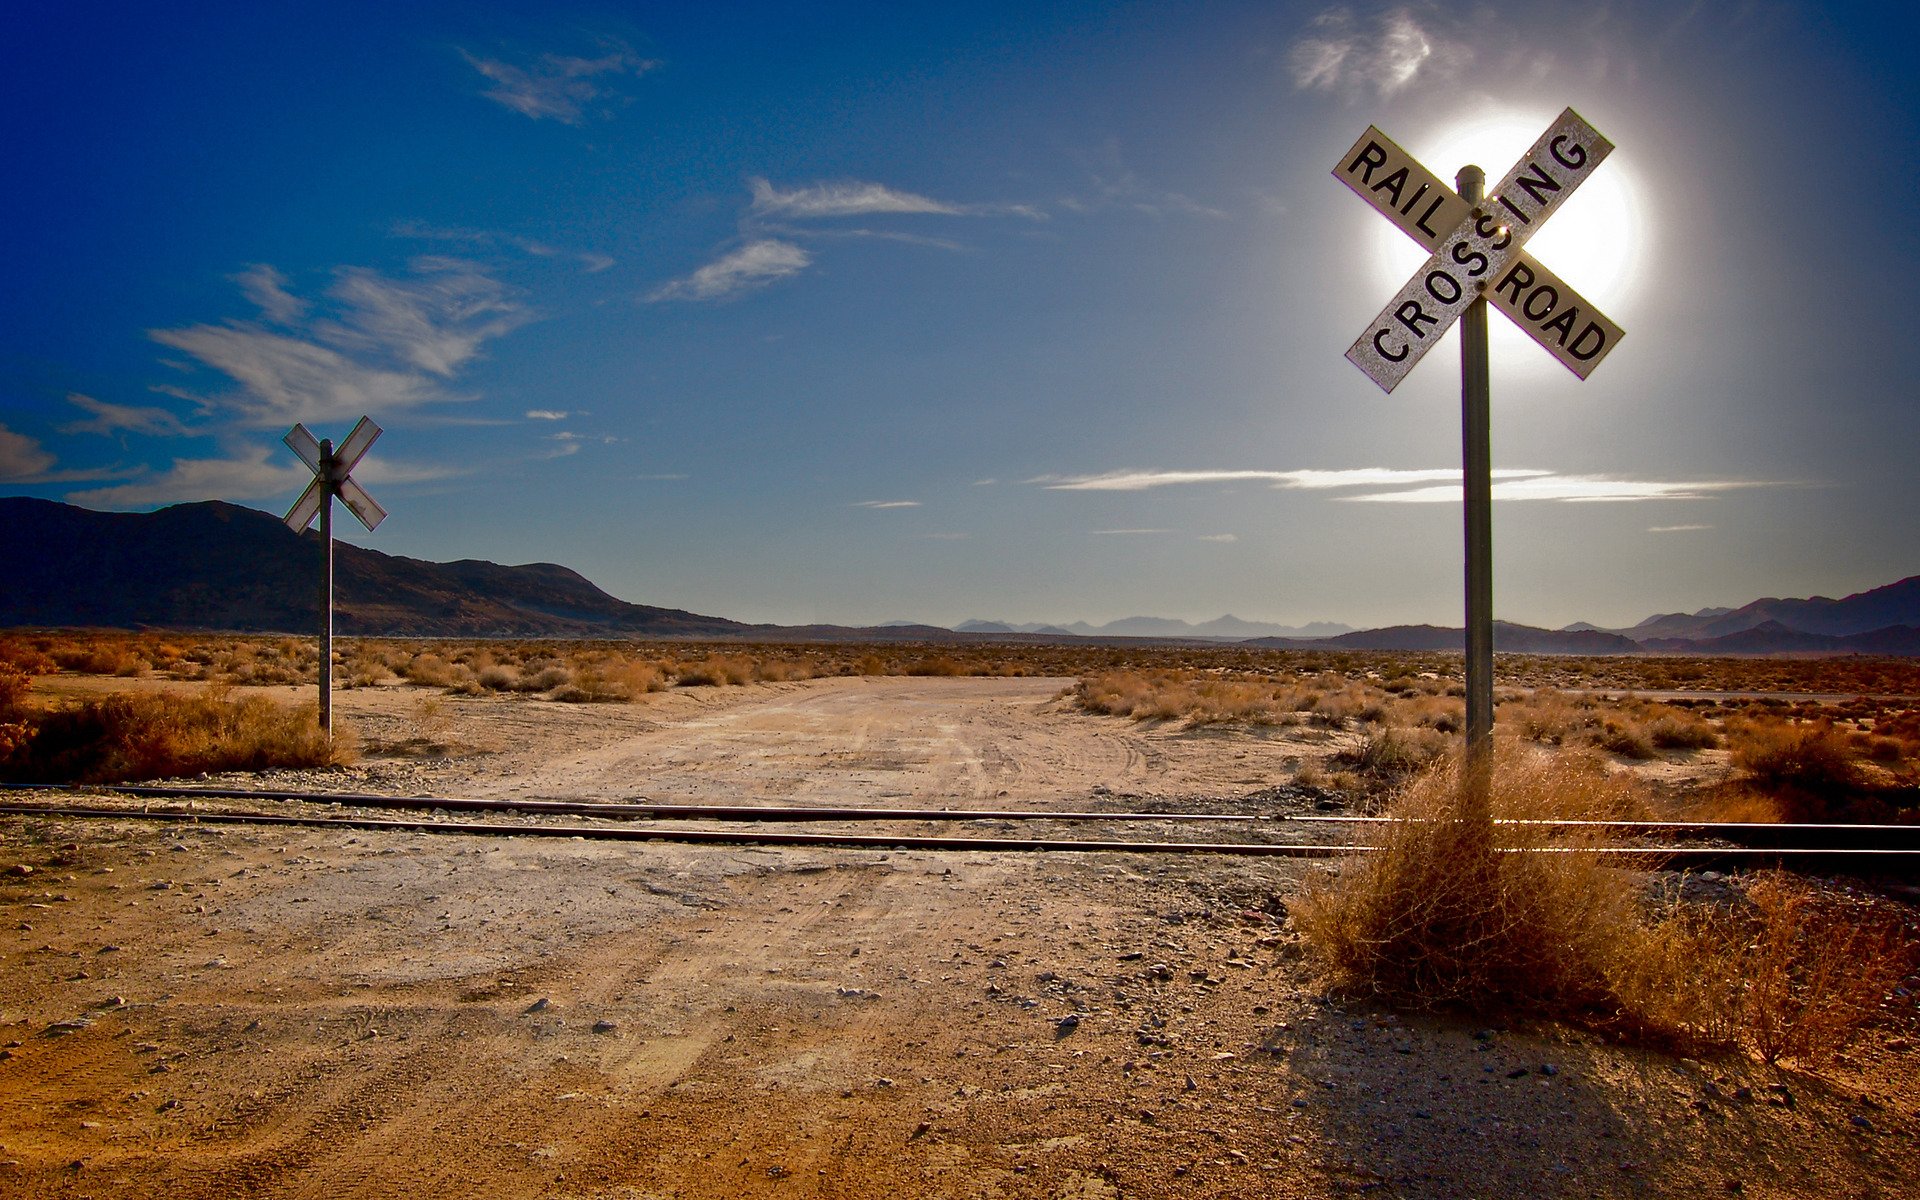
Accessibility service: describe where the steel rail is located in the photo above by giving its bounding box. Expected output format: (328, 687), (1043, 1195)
(0, 782), (1255, 823)
(4, 801), (1920, 872)
(2, 782), (1917, 849)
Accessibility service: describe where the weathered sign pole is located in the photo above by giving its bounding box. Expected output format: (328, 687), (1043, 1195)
(1331, 109), (1622, 783)
(1457, 165), (1495, 780)
(284, 416), (386, 739)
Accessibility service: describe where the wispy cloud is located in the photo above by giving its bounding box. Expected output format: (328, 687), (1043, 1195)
(853, 499), (921, 509)
(233, 264), (306, 324)
(750, 177), (964, 219)
(1344, 478), (1768, 503)
(1289, 6), (1472, 98)
(0, 423), (56, 481)
(61, 444), (459, 509)
(525, 409), (569, 420)
(1649, 524), (1713, 533)
(647, 239), (812, 302)
(653, 175), (1042, 302)
(150, 258), (528, 427)
(61, 393), (190, 438)
(1035, 467), (1770, 505)
(65, 445), (311, 508)
(1197, 533), (1238, 543)
(1033, 467), (1550, 491)
(392, 221), (615, 274)
(461, 40), (658, 125)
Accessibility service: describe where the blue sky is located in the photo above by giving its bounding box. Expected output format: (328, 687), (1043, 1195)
(4, 1), (1916, 630)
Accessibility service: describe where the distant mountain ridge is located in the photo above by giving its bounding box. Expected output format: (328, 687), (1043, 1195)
(0, 498), (945, 640)
(1593, 577), (1920, 642)
(2, 498), (1915, 655)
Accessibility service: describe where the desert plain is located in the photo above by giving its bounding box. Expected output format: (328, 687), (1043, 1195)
(2, 647), (1918, 1199)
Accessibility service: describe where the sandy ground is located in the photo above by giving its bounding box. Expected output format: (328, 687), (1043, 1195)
(2, 676), (1916, 1199)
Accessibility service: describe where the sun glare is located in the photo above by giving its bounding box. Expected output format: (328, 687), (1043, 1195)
(1368, 109), (1646, 313)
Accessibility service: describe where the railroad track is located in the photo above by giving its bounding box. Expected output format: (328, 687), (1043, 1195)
(3, 782), (1918, 871)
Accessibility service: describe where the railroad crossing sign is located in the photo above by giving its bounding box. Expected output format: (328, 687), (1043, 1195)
(284, 416), (386, 535)
(1328, 108), (1622, 783)
(283, 415), (385, 738)
(1334, 108), (1621, 392)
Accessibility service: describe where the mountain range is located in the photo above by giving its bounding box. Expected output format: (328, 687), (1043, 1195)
(2, 498), (1915, 655)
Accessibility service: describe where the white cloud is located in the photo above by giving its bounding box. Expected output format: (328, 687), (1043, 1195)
(750, 177), (963, 219)
(1034, 467), (1550, 491)
(525, 409), (569, 420)
(1035, 466), (1768, 505)
(233, 264), (306, 324)
(578, 252), (616, 274)
(1289, 6), (1471, 98)
(1343, 477), (1767, 503)
(647, 240), (812, 302)
(853, 499), (921, 509)
(1198, 533), (1238, 543)
(1649, 524), (1713, 533)
(61, 393), (190, 437)
(0, 423), (57, 481)
(65, 445), (310, 508)
(315, 261), (526, 377)
(461, 41), (658, 124)
(150, 258), (527, 427)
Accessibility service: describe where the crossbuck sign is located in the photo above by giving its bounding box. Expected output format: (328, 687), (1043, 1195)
(283, 416), (386, 737)
(1330, 108), (1622, 778)
(1335, 108), (1621, 391)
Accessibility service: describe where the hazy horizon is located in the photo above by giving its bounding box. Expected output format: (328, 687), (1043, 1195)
(4, 2), (1916, 631)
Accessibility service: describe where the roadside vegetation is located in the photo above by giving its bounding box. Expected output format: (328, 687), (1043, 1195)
(0, 667), (343, 784)
(1293, 747), (1918, 1065)
(3, 629), (1916, 818)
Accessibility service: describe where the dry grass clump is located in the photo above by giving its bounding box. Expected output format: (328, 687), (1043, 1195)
(1333, 726), (1451, 791)
(672, 653), (757, 687)
(1294, 749), (1912, 1061)
(1500, 690), (1723, 759)
(1072, 668), (1402, 727)
(0, 685), (346, 784)
(1295, 750), (1644, 1010)
(1714, 716), (1915, 823)
(1617, 875), (1914, 1064)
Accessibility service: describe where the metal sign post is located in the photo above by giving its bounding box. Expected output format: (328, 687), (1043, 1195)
(1331, 109), (1621, 781)
(284, 416), (386, 739)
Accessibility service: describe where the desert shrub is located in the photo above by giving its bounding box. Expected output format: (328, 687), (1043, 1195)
(1646, 707), (1721, 750)
(1295, 750), (1910, 1060)
(1727, 720), (1886, 820)
(1295, 749), (1644, 1010)
(0, 686), (346, 783)
(476, 662), (521, 691)
(399, 653), (462, 688)
(674, 654), (756, 687)
(1593, 717), (1657, 760)
(1336, 726), (1450, 786)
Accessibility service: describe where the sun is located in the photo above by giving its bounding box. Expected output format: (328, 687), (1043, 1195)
(1368, 108), (1646, 313)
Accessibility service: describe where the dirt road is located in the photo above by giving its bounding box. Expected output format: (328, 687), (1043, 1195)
(2, 676), (1915, 1199)
(322, 676), (1326, 807)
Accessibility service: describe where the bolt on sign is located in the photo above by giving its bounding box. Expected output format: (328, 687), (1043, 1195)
(1335, 108), (1622, 391)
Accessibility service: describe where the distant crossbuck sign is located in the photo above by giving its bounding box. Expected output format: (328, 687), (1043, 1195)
(284, 416), (386, 534)
(1334, 108), (1623, 391)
